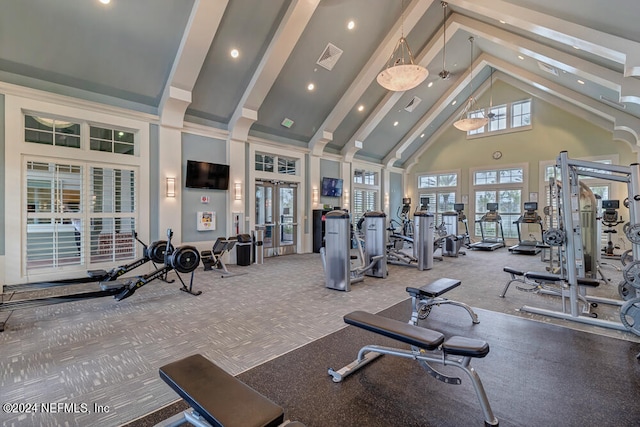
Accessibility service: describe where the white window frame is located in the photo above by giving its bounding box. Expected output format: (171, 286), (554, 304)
(248, 143), (305, 250)
(416, 169), (460, 224)
(4, 94), (149, 284)
(352, 167), (380, 225)
(467, 98), (532, 139)
(470, 163), (528, 240)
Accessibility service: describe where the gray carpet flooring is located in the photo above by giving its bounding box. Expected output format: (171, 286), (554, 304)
(0, 248), (638, 427)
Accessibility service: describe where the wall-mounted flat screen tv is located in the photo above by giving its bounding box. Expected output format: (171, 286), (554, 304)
(321, 177), (343, 197)
(185, 160), (229, 190)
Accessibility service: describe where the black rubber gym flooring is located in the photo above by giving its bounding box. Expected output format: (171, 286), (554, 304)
(128, 300), (640, 427)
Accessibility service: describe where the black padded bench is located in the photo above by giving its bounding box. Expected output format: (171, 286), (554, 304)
(158, 354), (299, 427)
(329, 311), (498, 426)
(406, 278), (479, 324)
(344, 310), (488, 357)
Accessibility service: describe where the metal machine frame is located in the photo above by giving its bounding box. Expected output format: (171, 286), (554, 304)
(520, 151), (640, 335)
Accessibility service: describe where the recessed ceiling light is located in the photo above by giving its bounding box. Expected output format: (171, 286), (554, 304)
(420, 133), (425, 138)
(357, 105), (364, 112)
(307, 83), (315, 91)
(452, 100), (457, 106)
(347, 20), (355, 30)
(518, 55), (524, 60)
(427, 81), (434, 88)
(577, 79), (585, 85)
(393, 121), (399, 126)
(573, 45), (580, 50)
(99, 0), (111, 4)
(499, 20), (506, 24)
(230, 49), (239, 58)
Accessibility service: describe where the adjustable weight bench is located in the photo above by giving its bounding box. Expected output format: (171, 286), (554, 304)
(500, 267), (600, 316)
(201, 237), (237, 276)
(500, 267), (599, 298)
(157, 354), (304, 427)
(407, 278), (479, 324)
(328, 311), (498, 426)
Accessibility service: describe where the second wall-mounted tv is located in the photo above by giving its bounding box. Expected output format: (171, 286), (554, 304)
(185, 160), (230, 190)
(321, 177), (343, 197)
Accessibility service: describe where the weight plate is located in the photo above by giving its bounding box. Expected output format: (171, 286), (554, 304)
(618, 280), (637, 301)
(624, 197), (630, 209)
(620, 297), (640, 336)
(623, 261), (640, 286)
(621, 249), (633, 267)
(623, 222), (631, 236)
(169, 245), (201, 273)
(625, 223), (640, 244)
(543, 228), (565, 246)
(147, 240), (175, 264)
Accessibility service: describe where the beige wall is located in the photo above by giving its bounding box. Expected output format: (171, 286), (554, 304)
(410, 80), (638, 206)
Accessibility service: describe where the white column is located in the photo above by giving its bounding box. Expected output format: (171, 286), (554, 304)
(158, 126), (183, 244)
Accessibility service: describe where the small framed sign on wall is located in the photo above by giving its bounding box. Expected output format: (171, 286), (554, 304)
(197, 211), (216, 231)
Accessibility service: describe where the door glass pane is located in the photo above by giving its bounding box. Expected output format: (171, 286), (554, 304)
(280, 187), (295, 246)
(255, 184), (274, 249)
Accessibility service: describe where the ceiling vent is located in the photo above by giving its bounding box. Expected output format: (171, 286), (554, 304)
(537, 61), (559, 76)
(317, 43), (343, 71)
(404, 96), (422, 112)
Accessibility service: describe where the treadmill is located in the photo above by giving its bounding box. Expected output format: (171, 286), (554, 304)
(509, 202), (544, 255)
(469, 202), (505, 251)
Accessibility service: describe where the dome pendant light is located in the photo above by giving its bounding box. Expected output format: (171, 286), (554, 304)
(377, 0), (428, 91)
(453, 36), (488, 132)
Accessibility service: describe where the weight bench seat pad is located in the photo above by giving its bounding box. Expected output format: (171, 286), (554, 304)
(443, 336), (490, 358)
(524, 271), (600, 287)
(503, 267), (524, 276)
(159, 354), (284, 427)
(406, 277), (461, 298)
(344, 311), (444, 350)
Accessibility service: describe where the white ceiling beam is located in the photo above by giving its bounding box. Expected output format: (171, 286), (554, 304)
(447, 0), (640, 77)
(229, 0), (320, 141)
(405, 54), (640, 172)
(159, 0), (227, 128)
(451, 13), (640, 103)
(308, 0), (437, 156)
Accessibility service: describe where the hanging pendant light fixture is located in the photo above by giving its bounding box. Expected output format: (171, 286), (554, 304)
(377, 0), (428, 91)
(453, 36), (488, 131)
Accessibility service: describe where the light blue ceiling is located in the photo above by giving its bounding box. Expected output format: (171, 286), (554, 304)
(1, 0), (639, 168)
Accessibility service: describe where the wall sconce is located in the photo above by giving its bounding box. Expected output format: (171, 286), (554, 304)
(234, 182), (242, 200)
(312, 188), (319, 204)
(166, 177), (176, 198)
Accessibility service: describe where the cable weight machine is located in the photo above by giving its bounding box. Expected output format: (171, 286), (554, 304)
(522, 151), (640, 336)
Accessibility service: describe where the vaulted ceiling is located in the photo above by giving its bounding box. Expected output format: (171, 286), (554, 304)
(2, 0), (640, 168)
